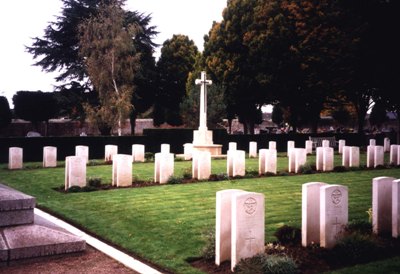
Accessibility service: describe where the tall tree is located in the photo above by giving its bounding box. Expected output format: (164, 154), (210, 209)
(79, 0), (140, 135)
(12, 91), (58, 136)
(155, 34), (199, 126)
(0, 96), (12, 131)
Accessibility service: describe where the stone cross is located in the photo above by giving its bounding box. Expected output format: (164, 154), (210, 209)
(195, 71), (212, 131)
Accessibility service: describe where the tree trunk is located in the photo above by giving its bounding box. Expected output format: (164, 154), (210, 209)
(228, 118), (232, 134)
(130, 112), (137, 135)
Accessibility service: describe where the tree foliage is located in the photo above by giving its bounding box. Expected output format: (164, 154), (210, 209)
(78, 0), (140, 135)
(12, 91), (58, 135)
(0, 96), (12, 130)
(154, 34), (199, 126)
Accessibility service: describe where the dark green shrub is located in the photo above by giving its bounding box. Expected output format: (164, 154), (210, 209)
(297, 164), (314, 174)
(209, 173), (229, 181)
(274, 225), (301, 245)
(81, 185), (97, 192)
(333, 166), (347, 172)
(328, 233), (380, 265)
(67, 186), (82, 193)
(234, 253), (298, 274)
(182, 168), (192, 179)
(145, 152), (153, 161)
(201, 228), (215, 260)
(88, 177), (102, 188)
(167, 176), (183, 184)
(245, 170), (259, 177)
(346, 219), (372, 235)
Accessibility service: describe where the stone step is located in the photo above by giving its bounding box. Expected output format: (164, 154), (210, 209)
(0, 215), (86, 263)
(0, 184), (35, 227)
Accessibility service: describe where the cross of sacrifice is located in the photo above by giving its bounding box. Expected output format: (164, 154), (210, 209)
(195, 71), (212, 131)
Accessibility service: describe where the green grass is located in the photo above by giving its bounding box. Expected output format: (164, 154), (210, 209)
(0, 153), (399, 273)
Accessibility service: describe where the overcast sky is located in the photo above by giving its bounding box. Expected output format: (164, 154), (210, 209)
(0, 0), (227, 106)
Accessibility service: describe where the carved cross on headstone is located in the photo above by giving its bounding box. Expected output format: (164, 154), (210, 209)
(245, 229), (256, 252)
(332, 217), (341, 235)
(195, 71), (212, 131)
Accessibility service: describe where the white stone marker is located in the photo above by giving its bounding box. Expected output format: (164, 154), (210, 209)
(320, 184), (348, 248)
(161, 144), (170, 154)
(372, 176), (395, 235)
(367, 145), (375, 168)
(215, 189), (245, 266)
(259, 149), (277, 175)
(8, 147), (23, 170)
(288, 147), (296, 173)
(269, 141), (276, 150)
(43, 146), (57, 167)
(294, 148), (307, 173)
(287, 141), (295, 156)
(112, 154), (133, 187)
(228, 142), (237, 151)
(393, 179), (400, 238)
(323, 147), (334, 171)
(154, 153), (174, 184)
(104, 145), (118, 162)
(75, 145), (89, 164)
(249, 142), (257, 158)
(302, 182), (328, 247)
(183, 143), (193, 160)
(316, 147), (324, 171)
(369, 139), (376, 146)
(322, 140), (330, 148)
(305, 140), (313, 154)
(192, 151), (211, 180)
(338, 140), (345, 154)
(384, 137), (390, 152)
(349, 146), (360, 167)
(132, 144), (145, 162)
(342, 146), (350, 167)
(233, 150), (246, 177)
(374, 146), (384, 167)
(390, 145), (399, 165)
(65, 156), (86, 190)
(231, 192), (265, 271)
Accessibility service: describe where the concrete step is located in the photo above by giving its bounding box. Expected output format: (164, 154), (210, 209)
(0, 184), (35, 227)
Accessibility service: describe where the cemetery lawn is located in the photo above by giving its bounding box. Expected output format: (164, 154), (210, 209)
(1, 155), (400, 274)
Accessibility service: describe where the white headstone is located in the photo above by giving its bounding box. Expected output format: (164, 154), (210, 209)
(342, 146), (350, 168)
(65, 156), (86, 190)
(104, 145), (118, 162)
(8, 147), (23, 170)
(215, 189), (245, 266)
(287, 141), (295, 156)
(322, 140), (330, 148)
(161, 144), (170, 154)
(269, 141), (276, 150)
(374, 146), (384, 167)
(367, 145), (375, 168)
(265, 149), (277, 174)
(228, 142), (237, 151)
(369, 139), (376, 146)
(390, 145), (399, 165)
(320, 185), (348, 248)
(302, 182), (328, 247)
(384, 137), (390, 152)
(305, 140), (313, 154)
(192, 151), (211, 180)
(75, 145), (89, 164)
(233, 150), (246, 177)
(316, 147), (324, 171)
(183, 143), (193, 160)
(43, 146), (57, 168)
(132, 144), (145, 162)
(249, 142), (257, 158)
(231, 192), (265, 271)
(154, 153), (174, 184)
(295, 148), (307, 173)
(112, 154), (133, 187)
(323, 147), (334, 171)
(288, 147), (296, 173)
(349, 146), (360, 167)
(372, 176), (395, 235)
(338, 140), (345, 154)
(258, 149), (267, 175)
(393, 179), (400, 238)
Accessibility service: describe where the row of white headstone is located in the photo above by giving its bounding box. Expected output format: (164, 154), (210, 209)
(215, 176), (400, 271)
